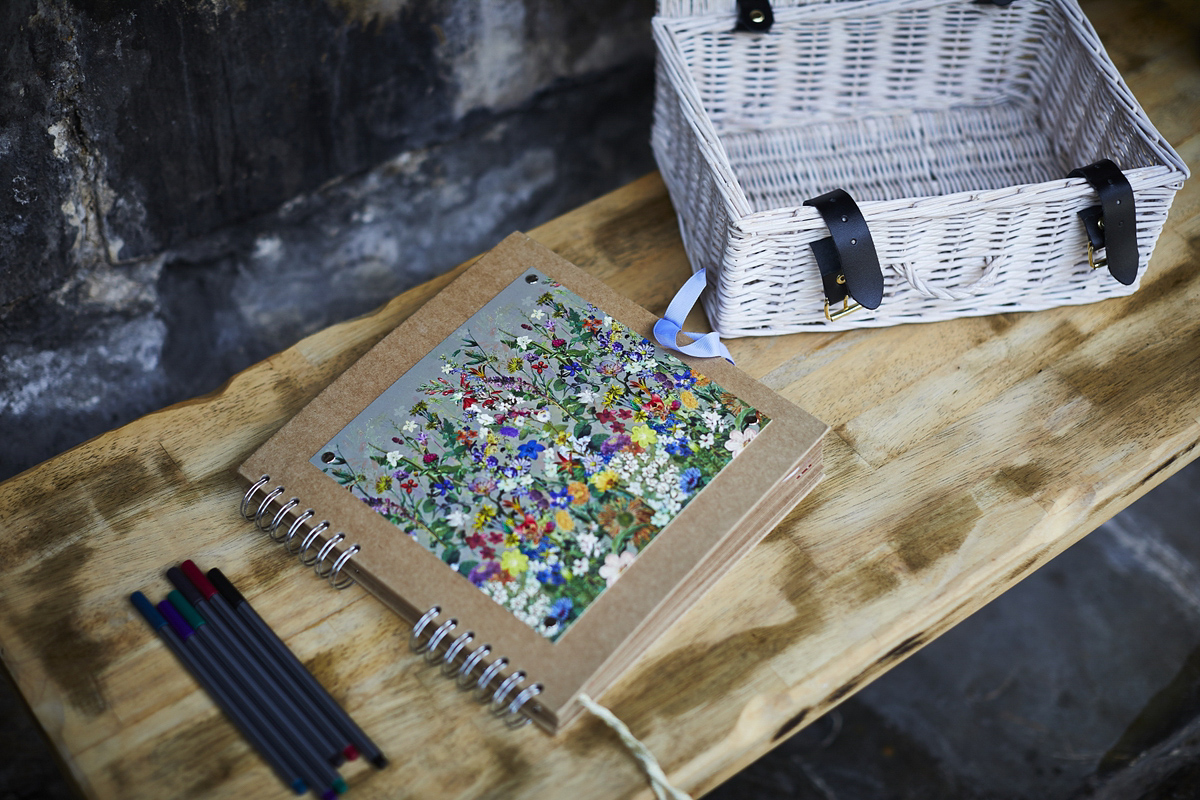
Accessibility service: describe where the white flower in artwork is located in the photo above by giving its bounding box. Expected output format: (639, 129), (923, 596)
(603, 315), (614, 328)
(699, 432), (715, 448)
(534, 409), (551, 422)
(651, 508), (673, 527)
(572, 558), (589, 577)
(385, 450), (402, 468)
(516, 336), (533, 350)
(542, 462), (559, 481)
(477, 413), (494, 428)
(701, 410), (721, 431)
(578, 532), (600, 558)
(498, 476), (518, 492)
(530, 310), (546, 320)
(403, 419), (418, 433)
(724, 426), (760, 457)
(517, 473), (534, 487)
(446, 508), (469, 529)
(442, 363), (455, 374)
(598, 550), (637, 587)
(578, 388), (597, 404)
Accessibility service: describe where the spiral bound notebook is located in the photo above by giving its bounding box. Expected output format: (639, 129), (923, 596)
(237, 233), (827, 733)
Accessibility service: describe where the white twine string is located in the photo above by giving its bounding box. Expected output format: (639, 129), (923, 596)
(578, 693), (693, 800)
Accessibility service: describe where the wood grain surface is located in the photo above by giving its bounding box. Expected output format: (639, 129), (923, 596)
(1, 2), (1197, 798)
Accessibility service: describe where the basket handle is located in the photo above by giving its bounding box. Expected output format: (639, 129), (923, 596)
(890, 257), (1004, 301)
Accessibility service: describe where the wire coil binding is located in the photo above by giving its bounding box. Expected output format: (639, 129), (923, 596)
(410, 605), (543, 728)
(240, 475), (362, 590)
(241, 478), (544, 726)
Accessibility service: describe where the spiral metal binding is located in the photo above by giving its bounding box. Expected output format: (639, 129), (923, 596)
(268, 498), (299, 536)
(298, 521), (331, 566)
(441, 632), (475, 676)
(254, 487), (285, 529)
(284, 510), (314, 551)
(314, 533), (346, 578)
(240, 476), (361, 589)
(407, 606), (542, 727)
(241, 476), (270, 519)
(328, 545), (360, 590)
(456, 645), (492, 688)
(242, 480), (544, 727)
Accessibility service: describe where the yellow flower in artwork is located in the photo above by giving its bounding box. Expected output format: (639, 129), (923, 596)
(630, 425), (657, 447)
(375, 475), (393, 493)
(501, 548), (529, 576)
(680, 390), (698, 410)
(567, 481), (590, 505)
(474, 506), (497, 530)
(590, 470), (619, 491)
(555, 509), (575, 532)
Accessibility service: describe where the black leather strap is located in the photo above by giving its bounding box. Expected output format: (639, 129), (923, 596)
(804, 189), (884, 310)
(735, 0), (773, 32)
(1069, 159), (1138, 286)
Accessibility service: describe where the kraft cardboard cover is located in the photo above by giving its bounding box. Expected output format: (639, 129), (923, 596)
(238, 233), (827, 732)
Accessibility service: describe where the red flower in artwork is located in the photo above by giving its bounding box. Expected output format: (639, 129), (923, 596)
(532, 361), (549, 374)
(551, 338), (566, 348)
(400, 479), (417, 493)
(643, 393), (667, 417)
(423, 453), (438, 464)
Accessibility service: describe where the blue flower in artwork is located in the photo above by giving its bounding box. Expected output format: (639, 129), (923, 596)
(499, 426), (520, 437)
(679, 467), (702, 493)
(548, 486), (572, 509)
(486, 456), (499, 469)
(550, 597), (573, 621)
(542, 562), (566, 586)
(431, 479), (454, 496)
(562, 361), (584, 377)
(517, 440), (546, 460)
(665, 441), (693, 458)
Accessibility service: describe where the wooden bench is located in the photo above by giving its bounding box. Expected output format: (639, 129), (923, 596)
(1, 2), (1197, 797)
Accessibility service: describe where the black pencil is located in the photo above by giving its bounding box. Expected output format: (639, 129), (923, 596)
(167, 568), (345, 767)
(207, 567), (388, 768)
(179, 562), (358, 762)
(130, 592), (309, 796)
(163, 592), (347, 798)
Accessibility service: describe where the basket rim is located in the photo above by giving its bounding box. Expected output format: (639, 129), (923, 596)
(725, 164), (1185, 234)
(653, 0), (1189, 228)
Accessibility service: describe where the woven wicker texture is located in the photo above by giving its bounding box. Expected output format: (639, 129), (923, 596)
(652, 0), (1188, 334)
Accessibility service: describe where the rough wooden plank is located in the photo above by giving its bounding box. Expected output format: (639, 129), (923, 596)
(1, 1), (1198, 798)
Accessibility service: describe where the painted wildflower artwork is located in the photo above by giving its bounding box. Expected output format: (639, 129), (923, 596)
(312, 271), (768, 641)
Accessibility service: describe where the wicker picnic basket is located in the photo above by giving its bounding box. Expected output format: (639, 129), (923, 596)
(651, 0), (1189, 335)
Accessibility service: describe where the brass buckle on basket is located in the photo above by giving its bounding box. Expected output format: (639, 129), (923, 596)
(824, 296), (861, 321)
(824, 274), (862, 321)
(1086, 220), (1107, 271)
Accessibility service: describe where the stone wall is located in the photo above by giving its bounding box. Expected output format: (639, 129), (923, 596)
(0, 0), (657, 479)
